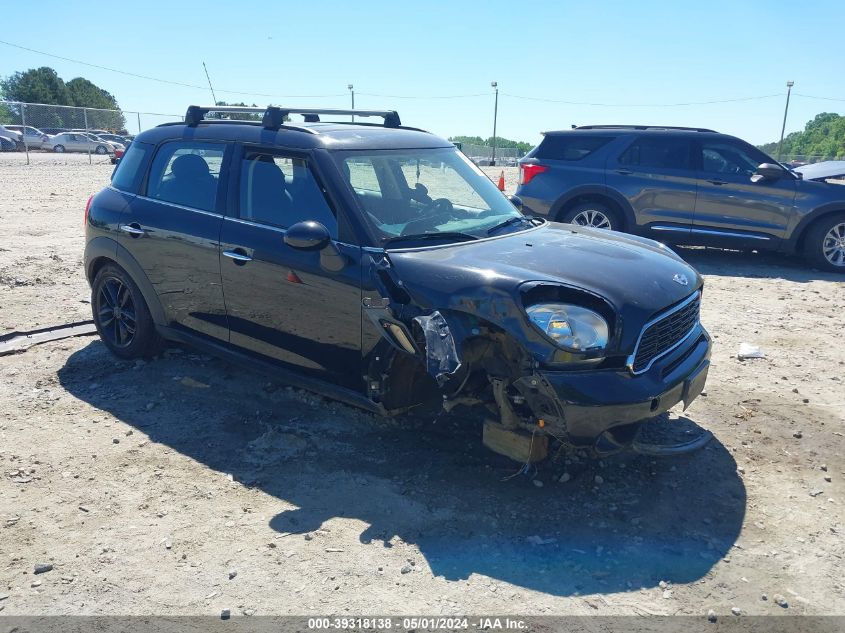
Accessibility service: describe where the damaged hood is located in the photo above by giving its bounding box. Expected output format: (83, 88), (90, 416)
(385, 222), (702, 350)
(794, 161), (845, 182)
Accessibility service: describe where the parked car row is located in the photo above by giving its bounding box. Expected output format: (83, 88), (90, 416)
(0, 124), (133, 156)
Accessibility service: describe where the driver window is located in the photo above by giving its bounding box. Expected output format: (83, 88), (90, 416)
(700, 141), (761, 176)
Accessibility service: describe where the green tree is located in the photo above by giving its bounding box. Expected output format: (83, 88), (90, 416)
(0, 66), (71, 105)
(759, 112), (845, 160)
(449, 135), (533, 155)
(66, 77), (125, 130)
(0, 67), (125, 131)
(211, 101), (262, 121)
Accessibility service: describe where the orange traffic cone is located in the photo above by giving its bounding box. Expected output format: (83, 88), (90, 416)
(497, 170), (505, 191)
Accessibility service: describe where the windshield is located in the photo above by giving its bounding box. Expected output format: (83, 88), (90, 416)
(334, 147), (529, 245)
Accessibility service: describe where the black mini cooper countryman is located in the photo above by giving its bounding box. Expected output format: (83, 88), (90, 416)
(84, 105), (712, 458)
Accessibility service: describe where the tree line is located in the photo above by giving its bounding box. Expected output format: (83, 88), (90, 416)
(0, 66), (126, 132)
(758, 112), (845, 160)
(449, 135), (534, 155)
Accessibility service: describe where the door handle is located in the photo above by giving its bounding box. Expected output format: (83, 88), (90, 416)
(615, 168), (633, 175)
(222, 249), (252, 264)
(119, 223), (145, 237)
(706, 178), (728, 186)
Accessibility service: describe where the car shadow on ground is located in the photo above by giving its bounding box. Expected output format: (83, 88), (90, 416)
(674, 245), (840, 282)
(59, 340), (746, 598)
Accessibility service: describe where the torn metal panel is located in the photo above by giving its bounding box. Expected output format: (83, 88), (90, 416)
(413, 310), (462, 386)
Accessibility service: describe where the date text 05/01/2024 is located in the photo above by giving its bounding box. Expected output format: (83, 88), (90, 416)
(307, 617), (528, 630)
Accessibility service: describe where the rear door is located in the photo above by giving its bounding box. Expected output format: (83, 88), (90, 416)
(693, 137), (795, 245)
(119, 140), (230, 341)
(219, 146), (363, 388)
(605, 135), (697, 235)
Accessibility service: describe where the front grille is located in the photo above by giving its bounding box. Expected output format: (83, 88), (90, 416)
(632, 293), (700, 373)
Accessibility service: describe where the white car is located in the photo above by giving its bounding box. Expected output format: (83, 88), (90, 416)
(48, 132), (117, 154)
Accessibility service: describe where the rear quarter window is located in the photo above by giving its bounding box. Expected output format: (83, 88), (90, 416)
(111, 142), (152, 193)
(535, 135), (614, 160)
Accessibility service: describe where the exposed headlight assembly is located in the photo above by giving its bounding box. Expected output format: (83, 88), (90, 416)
(525, 303), (609, 352)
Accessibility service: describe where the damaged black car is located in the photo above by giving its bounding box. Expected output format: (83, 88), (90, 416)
(84, 105), (711, 461)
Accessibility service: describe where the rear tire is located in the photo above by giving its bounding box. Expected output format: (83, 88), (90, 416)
(91, 263), (163, 359)
(53, 144), (65, 153)
(803, 213), (845, 272)
(560, 201), (620, 231)
(95, 145), (108, 155)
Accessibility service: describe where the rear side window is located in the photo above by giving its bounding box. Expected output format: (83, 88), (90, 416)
(535, 135), (613, 160)
(618, 137), (692, 170)
(111, 142), (152, 193)
(238, 150), (338, 236)
(147, 142), (226, 212)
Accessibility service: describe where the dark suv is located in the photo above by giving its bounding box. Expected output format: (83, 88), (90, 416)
(84, 105), (711, 458)
(516, 125), (845, 272)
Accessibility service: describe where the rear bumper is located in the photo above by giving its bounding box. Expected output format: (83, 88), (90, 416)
(522, 325), (711, 445)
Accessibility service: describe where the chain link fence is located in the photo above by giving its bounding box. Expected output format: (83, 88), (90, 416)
(780, 154), (842, 165)
(0, 100), (181, 164)
(457, 142), (523, 166)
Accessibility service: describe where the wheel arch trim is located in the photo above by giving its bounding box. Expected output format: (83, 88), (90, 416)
(85, 236), (167, 326)
(787, 204), (845, 251)
(549, 185), (636, 230)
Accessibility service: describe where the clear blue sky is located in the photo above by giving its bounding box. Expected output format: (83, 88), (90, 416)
(1, 0), (843, 145)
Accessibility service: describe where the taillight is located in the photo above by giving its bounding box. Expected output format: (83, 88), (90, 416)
(519, 163), (548, 186)
(84, 195), (93, 227)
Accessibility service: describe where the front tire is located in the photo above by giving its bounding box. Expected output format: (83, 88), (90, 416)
(560, 202), (620, 231)
(803, 213), (845, 272)
(91, 264), (163, 358)
(95, 145), (108, 155)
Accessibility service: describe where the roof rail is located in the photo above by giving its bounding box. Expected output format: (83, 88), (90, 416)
(575, 124), (717, 133)
(184, 105), (401, 130)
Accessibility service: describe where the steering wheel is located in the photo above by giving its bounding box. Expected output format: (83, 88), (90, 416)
(401, 198), (456, 236)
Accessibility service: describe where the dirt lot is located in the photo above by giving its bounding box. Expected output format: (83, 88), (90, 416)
(0, 153), (843, 617)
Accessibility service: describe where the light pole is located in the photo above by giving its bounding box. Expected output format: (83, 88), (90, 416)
(348, 84), (355, 122)
(777, 80), (794, 161)
(491, 81), (499, 167)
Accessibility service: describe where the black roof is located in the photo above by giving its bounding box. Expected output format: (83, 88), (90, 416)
(135, 120), (453, 151)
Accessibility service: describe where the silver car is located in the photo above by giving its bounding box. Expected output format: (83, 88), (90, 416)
(48, 132), (117, 154)
(5, 125), (51, 149)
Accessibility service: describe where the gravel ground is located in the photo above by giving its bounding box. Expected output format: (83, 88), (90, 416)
(0, 153), (843, 617)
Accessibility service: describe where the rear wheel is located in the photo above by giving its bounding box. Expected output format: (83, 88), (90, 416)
(803, 213), (845, 272)
(91, 264), (162, 358)
(53, 144), (65, 153)
(95, 145), (108, 155)
(560, 201), (620, 231)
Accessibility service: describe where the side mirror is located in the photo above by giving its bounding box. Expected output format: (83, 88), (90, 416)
(753, 163), (786, 181)
(508, 194), (524, 211)
(284, 221), (330, 251)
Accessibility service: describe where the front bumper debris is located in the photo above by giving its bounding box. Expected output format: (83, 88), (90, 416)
(515, 326), (711, 447)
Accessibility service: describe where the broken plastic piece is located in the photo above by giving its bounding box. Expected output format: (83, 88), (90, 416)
(413, 311), (462, 385)
(737, 342), (765, 360)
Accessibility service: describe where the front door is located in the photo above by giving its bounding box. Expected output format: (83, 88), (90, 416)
(219, 147), (363, 388)
(693, 138), (796, 245)
(120, 140), (230, 341)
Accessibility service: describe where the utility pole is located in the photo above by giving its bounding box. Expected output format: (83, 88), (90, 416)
(348, 84), (354, 122)
(491, 81), (498, 167)
(203, 62), (218, 106)
(777, 80), (794, 161)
